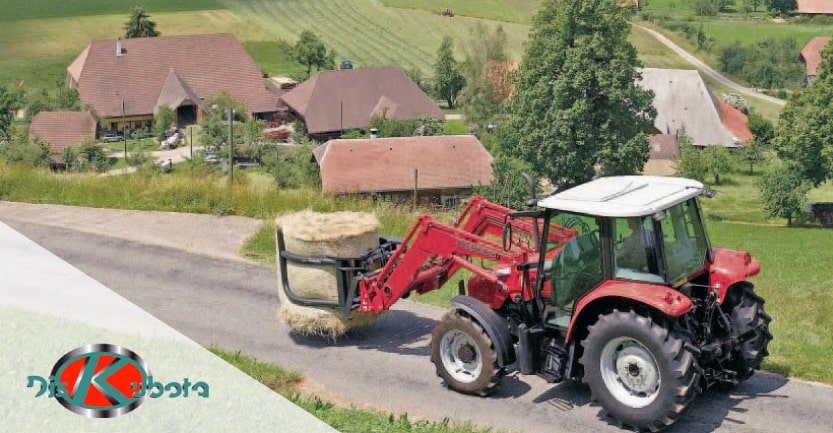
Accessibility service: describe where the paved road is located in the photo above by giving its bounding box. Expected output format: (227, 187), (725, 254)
(4, 216), (832, 433)
(636, 25), (786, 107)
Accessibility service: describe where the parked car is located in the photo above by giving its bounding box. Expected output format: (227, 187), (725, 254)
(100, 131), (124, 143)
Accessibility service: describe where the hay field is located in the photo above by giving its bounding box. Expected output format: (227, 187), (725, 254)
(220, 0), (531, 73)
(0, 0), (222, 22)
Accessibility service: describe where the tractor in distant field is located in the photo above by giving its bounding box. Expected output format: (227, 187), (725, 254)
(277, 175), (772, 431)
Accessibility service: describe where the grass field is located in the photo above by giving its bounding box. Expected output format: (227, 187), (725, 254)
(0, 0), (223, 21)
(221, 0), (530, 74)
(381, 0), (542, 24)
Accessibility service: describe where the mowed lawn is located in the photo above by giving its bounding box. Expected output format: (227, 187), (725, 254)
(0, 0), (222, 21)
(220, 0), (531, 73)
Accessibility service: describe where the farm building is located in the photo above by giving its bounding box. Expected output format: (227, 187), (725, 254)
(281, 66), (444, 140)
(312, 135), (493, 206)
(638, 68), (751, 147)
(800, 36), (831, 82)
(29, 111), (97, 158)
(797, 0), (833, 14)
(67, 33), (282, 133)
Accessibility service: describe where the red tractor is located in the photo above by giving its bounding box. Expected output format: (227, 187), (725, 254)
(277, 175), (772, 431)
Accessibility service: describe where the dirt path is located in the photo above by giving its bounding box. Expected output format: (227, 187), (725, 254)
(635, 24), (786, 106)
(0, 201), (263, 263)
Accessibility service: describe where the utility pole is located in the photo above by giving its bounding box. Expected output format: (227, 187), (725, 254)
(228, 107), (234, 183)
(122, 99), (127, 159)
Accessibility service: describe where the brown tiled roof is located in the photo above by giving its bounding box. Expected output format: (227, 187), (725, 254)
(29, 111), (97, 154)
(800, 36), (831, 77)
(648, 134), (679, 160)
(717, 100), (753, 144)
(281, 67), (445, 134)
(68, 34), (279, 119)
(797, 0), (833, 14)
(313, 135), (494, 194)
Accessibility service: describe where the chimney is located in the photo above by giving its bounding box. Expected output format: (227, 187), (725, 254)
(116, 38), (123, 57)
(370, 128), (378, 139)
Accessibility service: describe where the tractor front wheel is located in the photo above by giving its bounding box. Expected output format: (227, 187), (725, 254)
(580, 310), (699, 431)
(728, 285), (772, 382)
(431, 311), (502, 396)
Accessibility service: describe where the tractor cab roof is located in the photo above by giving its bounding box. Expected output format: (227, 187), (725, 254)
(538, 176), (704, 218)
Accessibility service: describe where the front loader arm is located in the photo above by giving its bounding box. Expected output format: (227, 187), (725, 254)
(357, 214), (531, 313)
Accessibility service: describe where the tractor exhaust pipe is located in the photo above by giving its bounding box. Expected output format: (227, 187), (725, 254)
(521, 172), (540, 251)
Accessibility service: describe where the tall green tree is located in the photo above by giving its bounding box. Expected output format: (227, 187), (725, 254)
(0, 85), (22, 138)
(124, 7), (160, 39)
(294, 31), (334, 78)
(458, 23), (510, 129)
(773, 41), (833, 186)
(508, 0), (655, 185)
(432, 37), (466, 109)
(767, 0), (797, 15)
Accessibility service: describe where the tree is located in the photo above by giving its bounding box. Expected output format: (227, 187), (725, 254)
(758, 162), (809, 226)
(767, 0), (797, 16)
(458, 23), (510, 129)
(124, 7), (160, 39)
(153, 106), (176, 141)
(0, 85), (22, 138)
(701, 144), (732, 184)
(675, 133), (708, 182)
(294, 31), (334, 78)
(772, 41), (833, 186)
(432, 37), (466, 109)
(508, 0), (655, 185)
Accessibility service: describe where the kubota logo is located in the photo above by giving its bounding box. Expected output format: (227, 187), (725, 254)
(27, 344), (209, 418)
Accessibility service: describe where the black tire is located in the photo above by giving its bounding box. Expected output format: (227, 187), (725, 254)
(729, 285), (772, 382)
(580, 310), (700, 432)
(430, 311), (502, 396)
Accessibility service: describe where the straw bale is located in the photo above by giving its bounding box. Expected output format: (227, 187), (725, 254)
(275, 210), (382, 337)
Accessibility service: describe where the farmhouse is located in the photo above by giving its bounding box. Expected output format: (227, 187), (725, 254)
(312, 135), (493, 206)
(67, 33), (281, 133)
(29, 111), (97, 157)
(281, 66), (444, 140)
(638, 68), (751, 147)
(797, 0), (833, 15)
(800, 36), (831, 82)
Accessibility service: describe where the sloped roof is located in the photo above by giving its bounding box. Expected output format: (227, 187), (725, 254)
(717, 100), (753, 143)
(800, 36), (831, 77)
(68, 34), (279, 119)
(797, 0), (833, 14)
(281, 67), (445, 134)
(638, 68), (737, 147)
(155, 69), (205, 115)
(29, 111), (97, 154)
(313, 135), (493, 194)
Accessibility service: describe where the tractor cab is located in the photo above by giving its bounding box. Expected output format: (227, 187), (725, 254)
(536, 176), (710, 328)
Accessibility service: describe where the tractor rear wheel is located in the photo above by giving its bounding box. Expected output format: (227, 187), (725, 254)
(729, 285), (772, 382)
(431, 311), (502, 396)
(580, 310), (699, 431)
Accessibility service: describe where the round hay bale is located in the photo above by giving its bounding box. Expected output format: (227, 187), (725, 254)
(276, 210), (382, 338)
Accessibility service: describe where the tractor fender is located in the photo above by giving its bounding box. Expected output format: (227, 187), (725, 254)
(450, 295), (516, 367)
(710, 248), (760, 302)
(565, 280), (693, 342)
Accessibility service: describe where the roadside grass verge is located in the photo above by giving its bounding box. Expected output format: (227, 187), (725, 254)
(209, 348), (493, 433)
